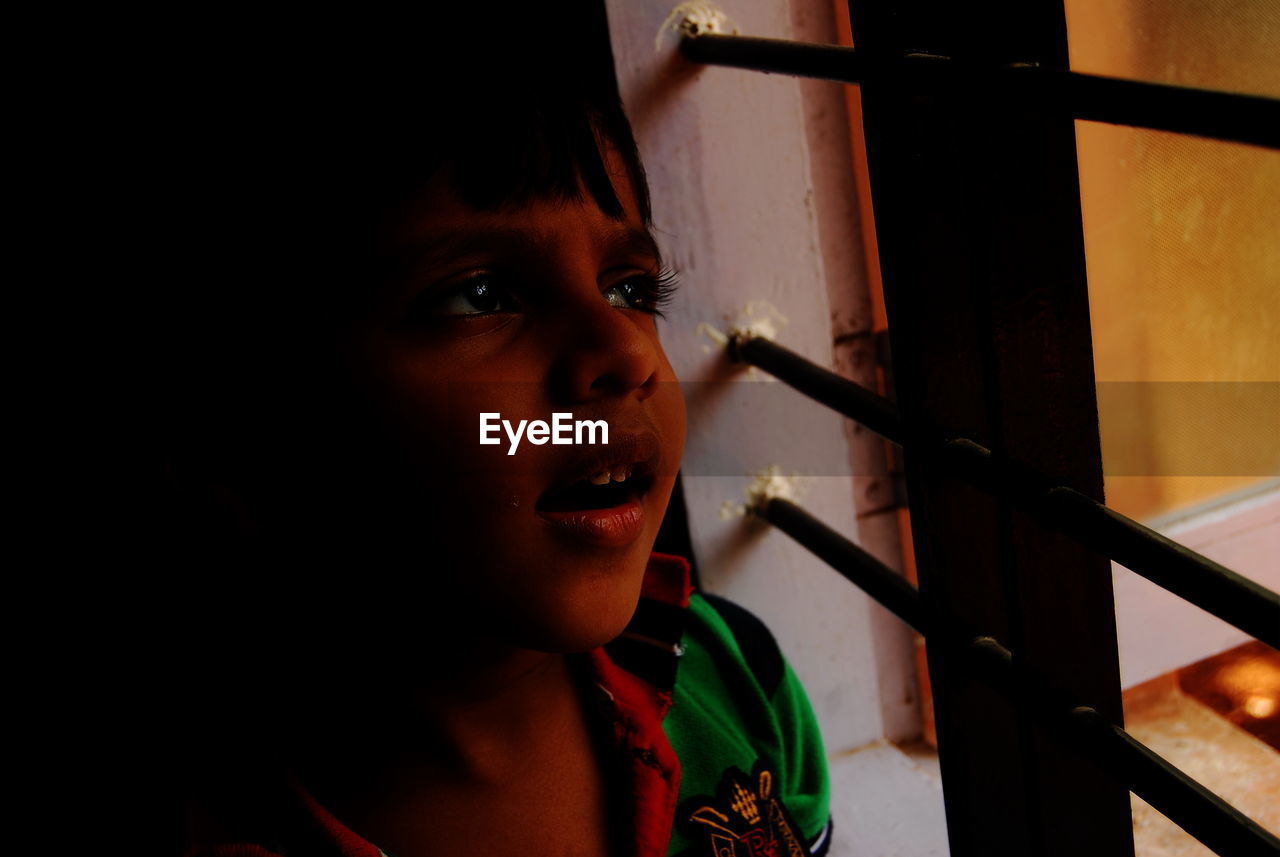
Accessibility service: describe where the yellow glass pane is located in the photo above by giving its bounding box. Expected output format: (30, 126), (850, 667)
(1067, 0), (1280, 520)
(1065, 0), (1280, 98)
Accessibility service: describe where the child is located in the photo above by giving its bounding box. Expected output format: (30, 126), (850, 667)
(167, 15), (831, 857)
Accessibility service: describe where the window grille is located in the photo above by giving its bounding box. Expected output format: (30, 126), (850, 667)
(677, 5), (1280, 856)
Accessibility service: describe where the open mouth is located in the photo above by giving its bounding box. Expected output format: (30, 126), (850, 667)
(532, 430), (662, 547)
(535, 465), (655, 513)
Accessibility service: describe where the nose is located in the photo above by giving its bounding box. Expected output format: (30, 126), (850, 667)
(549, 300), (661, 405)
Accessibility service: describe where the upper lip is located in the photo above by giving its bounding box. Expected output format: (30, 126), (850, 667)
(536, 428), (662, 505)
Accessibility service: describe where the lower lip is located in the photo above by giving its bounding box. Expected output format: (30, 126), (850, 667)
(536, 497), (646, 547)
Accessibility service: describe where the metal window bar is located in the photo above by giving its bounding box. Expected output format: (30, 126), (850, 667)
(679, 17), (1279, 856)
(680, 32), (1280, 149)
(757, 496), (1279, 857)
(730, 333), (1280, 856)
(729, 332), (1280, 650)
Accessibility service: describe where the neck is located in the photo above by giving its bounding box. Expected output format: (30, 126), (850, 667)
(284, 632), (589, 807)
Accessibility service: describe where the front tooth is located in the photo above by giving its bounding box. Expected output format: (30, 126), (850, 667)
(612, 468), (629, 483)
(590, 471), (611, 485)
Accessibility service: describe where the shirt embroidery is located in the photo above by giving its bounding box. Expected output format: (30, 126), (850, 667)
(678, 761), (812, 857)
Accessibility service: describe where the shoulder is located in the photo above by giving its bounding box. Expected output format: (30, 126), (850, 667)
(672, 591), (815, 749)
(667, 590), (832, 856)
(689, 591), (786, 697)
(600, 554), (833, 854)
(602, 555), (790, 703)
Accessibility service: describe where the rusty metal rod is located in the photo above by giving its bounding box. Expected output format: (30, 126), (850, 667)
(681, 32), (1280, 149)
(760, 496), (1280, 857)
(730, 334), (1280, 649)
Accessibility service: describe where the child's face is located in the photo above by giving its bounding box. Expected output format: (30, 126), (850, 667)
(339, 157), (686, 654)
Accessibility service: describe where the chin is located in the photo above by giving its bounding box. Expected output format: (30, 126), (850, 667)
(499, 564), (648, 654)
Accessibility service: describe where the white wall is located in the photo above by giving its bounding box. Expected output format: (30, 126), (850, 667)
(599, 5), (952, 854)
(603, 5), (1277, 854)
(604, 4), (950, 853)
(1115, 482), (1280, 689)
(606, 0), (905, 755)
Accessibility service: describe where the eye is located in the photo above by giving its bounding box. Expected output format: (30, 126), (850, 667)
(603, 279), (648, 310)
(430, 276), (516, 317)
(602, 267), (679, 316)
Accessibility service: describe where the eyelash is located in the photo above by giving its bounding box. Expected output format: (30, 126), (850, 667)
(422, 265), (680, 319)
(610, 264), (679, 317)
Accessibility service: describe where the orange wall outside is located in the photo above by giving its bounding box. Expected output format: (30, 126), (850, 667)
(837, 0), (1278, 523)
(1066, 0), (1280, 520)
(831, 0), (1278, 743)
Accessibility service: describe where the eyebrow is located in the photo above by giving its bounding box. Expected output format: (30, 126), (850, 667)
(398, 225), (665, 271)
(599, 228), (665, 267)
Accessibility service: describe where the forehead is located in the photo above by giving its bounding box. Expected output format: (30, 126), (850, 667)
(383, 148), (656, 263)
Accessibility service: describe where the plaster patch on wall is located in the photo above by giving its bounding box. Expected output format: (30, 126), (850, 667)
(725, 301), (790, 377)
(719, 466), (808, 519)
(743, 464), (808, 514)
(695, 303), (789, 372)
(720, 499), (744, 520)
(695, 320), (729, 355)
(727, 300), (789, 342)
(656, 2), (738, 51)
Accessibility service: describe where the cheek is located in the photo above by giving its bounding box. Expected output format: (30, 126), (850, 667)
(350, 373), (538, 549)
(363, 356), (539, 479)
(331, 338), (682, 652)
(668, 382), (688, 458)
(655, 360), (688, 474)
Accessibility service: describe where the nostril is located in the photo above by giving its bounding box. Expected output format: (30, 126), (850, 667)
(588, 367), (657, 400)
(634, 371), (659, 402)
(587, 374), (630, 398)
(552, 308), (664, 403)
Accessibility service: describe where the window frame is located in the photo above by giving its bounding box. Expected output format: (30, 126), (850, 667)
(845, 0), (1135, 853)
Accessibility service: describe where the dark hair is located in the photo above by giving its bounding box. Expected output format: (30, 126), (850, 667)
(159, 15), (653, 539)
(120, 10), (665, 854)
(148, 17), (655, 845)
